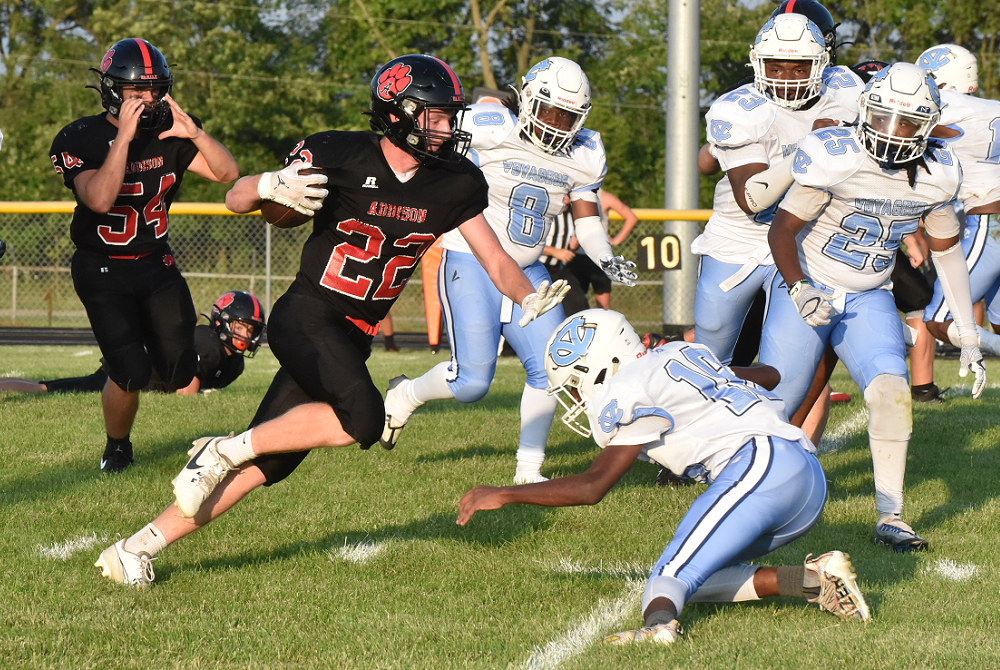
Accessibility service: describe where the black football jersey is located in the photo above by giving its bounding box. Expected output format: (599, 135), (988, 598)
(50, 114), (201, 254)
(283, 131), (489, 325)
(193, 325), (245, 390)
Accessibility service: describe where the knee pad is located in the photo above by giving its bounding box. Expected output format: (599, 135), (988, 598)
(333, 380), (385, 448)
(864, 374), (912, 441)
(104, 345), (153, 392)
(451, 374), (492, 403)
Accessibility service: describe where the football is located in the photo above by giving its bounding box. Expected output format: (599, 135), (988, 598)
(258, 167), (324, 228)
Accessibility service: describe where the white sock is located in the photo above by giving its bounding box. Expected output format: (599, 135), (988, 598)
(409, 361), (454, 406)
(123, 523), (167, 557)
(514, 385), (556, 477)
(688, 565), (760, 602)
(976, 325), (1000, 356)
(216, 429), (256, 467)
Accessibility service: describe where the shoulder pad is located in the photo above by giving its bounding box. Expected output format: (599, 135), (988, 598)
(924, 141), (963, 195)
(790, 128), (866, 188)
(463, 103), (518, 150)
(820, 66), (864, 114)
(706, 85), (775, 147)
(568, 128), (608, 187)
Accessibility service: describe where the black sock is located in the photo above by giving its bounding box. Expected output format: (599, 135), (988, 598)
(643, 603), (678, 627)
(106, 435), (132, 449)
(777, 566), (819, 599)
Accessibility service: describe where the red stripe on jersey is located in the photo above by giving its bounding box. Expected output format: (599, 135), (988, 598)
(134, 38), (153, 74)
(428, 56), (462, 101)
(784, 0), (797, 13)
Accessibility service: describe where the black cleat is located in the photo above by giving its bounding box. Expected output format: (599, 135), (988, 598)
(100, 441), (134, 473)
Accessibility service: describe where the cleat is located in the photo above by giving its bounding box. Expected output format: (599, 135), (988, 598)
(804, 551), (871, 622)
(513, 472), (549, 485)
(604, 620), (682, 646)
(380, 375), (413, 450)
(829, 390), (852, 404)
(100, 441), (134, 473)
(911, 383), (945, 404)
(172, 435), (234, 518)
(94, 539), (154, 587)
(873, 515), (929, 552)
(655, 465), (696, 487)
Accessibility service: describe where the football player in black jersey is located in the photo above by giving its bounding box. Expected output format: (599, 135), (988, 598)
(96, 54), (568, 586)
(50, 39), (239, 474)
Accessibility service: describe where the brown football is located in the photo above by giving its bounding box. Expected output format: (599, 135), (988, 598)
(258, 167), (324, 228)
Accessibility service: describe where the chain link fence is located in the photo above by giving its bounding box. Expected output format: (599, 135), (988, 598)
(0, 205), (708, 335)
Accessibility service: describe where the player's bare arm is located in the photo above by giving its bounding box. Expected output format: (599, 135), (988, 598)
(731, 363), (780, 391)
(459, 213), (543, 305)
(768, 208), (809, 285)
(603, 191), (639, 246)
(72, 97), (145, 213)
(457, 442), (645, 525)
(161, 95), (239, 183)
(225, 174), (263, 213)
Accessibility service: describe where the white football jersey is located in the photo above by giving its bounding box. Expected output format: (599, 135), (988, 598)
(586, 342), (809, 481)
(937, 90), (1000, 208)
(694, 69), (861, 264)
(780, 126), (962, 293)
(439, 103), (607, 267)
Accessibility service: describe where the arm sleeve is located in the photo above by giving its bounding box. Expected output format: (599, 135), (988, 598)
(573, 215), (614, 262)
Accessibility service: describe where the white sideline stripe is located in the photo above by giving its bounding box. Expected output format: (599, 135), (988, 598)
(521, 580), (644, 670)
(72, 350), (94, 357)
(817, 406), (869, 454)
(944, 382), (1000, 398)
(2, 369), (26, 377)
(542, 557), (649, 581)
(329, 539), (388, 564)
(38, 533), (107, 561)
(925, 558), (978, 581)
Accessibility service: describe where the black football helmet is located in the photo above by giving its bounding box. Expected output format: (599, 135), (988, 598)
(852, 59), (889, 84)
(771, 0), (838, 65)
(367, 54), (472, 164)
(92, 38), (174, 129)
(209, 291), (266, 357)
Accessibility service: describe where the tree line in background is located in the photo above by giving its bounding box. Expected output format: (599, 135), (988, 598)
(0, 0), (997, 211)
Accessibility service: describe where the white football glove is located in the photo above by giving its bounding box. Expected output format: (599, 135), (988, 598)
(257, 161), (329, 216)
(959, 343), (986, 399)
(599, 255), (638, 287)
(788, 280), (834, 327)
(518, 280), (570, 327)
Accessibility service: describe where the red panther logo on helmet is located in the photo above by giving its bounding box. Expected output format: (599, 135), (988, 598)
(215, 292), (236, 310)
(101, 49), (115, 73)
(376, 63), (412, 102)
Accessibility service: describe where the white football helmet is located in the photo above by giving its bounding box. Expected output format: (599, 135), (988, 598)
(518, 57), (591, 154)
(544, 309), (645, 437)
(917, 44), (979, 94)
(750, 14), (830, 110)
(858, 62), (942, 168)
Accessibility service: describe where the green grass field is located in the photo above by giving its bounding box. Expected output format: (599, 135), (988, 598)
(2, 344), (999, 669)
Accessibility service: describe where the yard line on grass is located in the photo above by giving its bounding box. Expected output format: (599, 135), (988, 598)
(541, 556), (649, 581)
(73, 350), (94, 357)
(925, 559), (978, 581)
(817, 406), (869, 454)
(521, 580), (644, 670)
(329, 538), (388, 564)
(38, 533), (107, 561)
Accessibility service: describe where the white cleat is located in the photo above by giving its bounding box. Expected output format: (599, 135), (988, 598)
(380, 375), (414, 450)
(604, 620), (682, 646)
(804, 550), (871, 622)
(172, 435), (234, 518)
(95, 539), (155, 587)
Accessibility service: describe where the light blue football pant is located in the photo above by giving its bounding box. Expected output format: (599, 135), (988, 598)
(438, 250), (565, 400)
(642, 436), (826, 615)
(694, 256), (776, 365)
(760, 276), (909, 418)
(925, 213), (1000, 325)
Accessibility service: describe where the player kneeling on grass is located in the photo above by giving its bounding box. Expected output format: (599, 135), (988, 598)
(457, 309), (869, 645)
